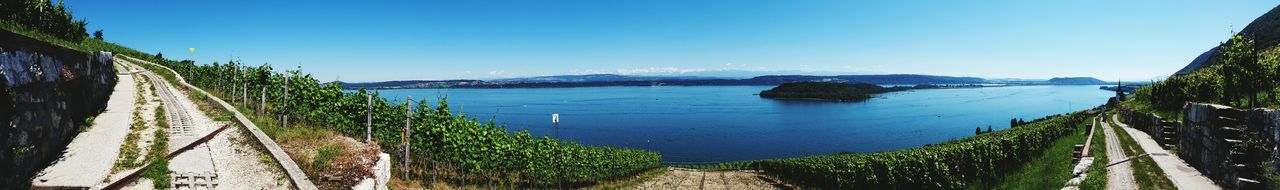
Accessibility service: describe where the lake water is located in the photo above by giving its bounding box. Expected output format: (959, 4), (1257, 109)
(371, 85), (1112, 162)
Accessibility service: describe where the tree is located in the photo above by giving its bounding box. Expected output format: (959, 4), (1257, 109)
(1217, 35), (1260, 107)
(1010, 118), (1018, 128)
(975, 127), (982, 135)
(93, 29), (103, 40)
(155, 52), (163, 60)
(987, 125), (993, 133)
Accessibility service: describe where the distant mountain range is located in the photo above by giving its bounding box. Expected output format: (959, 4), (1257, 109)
(339, 74), (1112, 89)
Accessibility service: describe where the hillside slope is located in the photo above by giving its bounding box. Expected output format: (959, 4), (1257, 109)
(1176, 5), (1280, 75)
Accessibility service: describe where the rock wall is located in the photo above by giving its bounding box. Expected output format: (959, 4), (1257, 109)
(1181, 103), (1280, 189)
(1117, 109), (1179, 148)
(0, 29), (116, 188)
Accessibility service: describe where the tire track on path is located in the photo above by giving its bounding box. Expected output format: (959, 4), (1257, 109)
(1101, 115), (1137, 190)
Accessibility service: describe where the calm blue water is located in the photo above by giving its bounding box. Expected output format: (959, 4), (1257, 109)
(371, 85), (1112, 162)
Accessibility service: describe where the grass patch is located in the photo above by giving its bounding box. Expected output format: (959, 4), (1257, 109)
(989, 118), (1088, 189)
(665, 161), (753, 171)
(143, 158), (170, 189)
(112, 76), (149, 171)
(1107, 114), (1176, 190)
(310, 143), (341, 172)
(80, 116), (95, 132)
(1079, 116), (1109, 190)
(113, 132), (141, 169)
(1119, 99), (1183, 121)
(144, 104), (171, 188)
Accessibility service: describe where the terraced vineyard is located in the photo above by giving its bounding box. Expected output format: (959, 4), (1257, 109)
(749, 111), (1090, 189)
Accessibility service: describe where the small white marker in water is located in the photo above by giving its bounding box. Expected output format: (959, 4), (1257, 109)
(552, 114), (560, 123)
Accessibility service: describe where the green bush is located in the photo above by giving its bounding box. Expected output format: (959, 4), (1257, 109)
(1127, 35), (1280, 114)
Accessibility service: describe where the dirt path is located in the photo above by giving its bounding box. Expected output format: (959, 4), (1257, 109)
(1101, 115), (1137, 190)
(632, 167), (784, 190)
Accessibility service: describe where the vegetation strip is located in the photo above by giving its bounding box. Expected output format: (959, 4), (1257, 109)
(1079, 116), (1110, 189)
(990, 117), (1088, 189)
(102, 112), (227, 189)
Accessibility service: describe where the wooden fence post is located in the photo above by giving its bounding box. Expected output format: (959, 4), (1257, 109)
(283, 71), (290, 128)
(259, 86), (266, 116)
(404, 96), (412, 178)
(366, 93), (372, 143)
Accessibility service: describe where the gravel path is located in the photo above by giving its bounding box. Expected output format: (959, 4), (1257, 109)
(1112, 114), (1221, 190)
(1101, 115), (1137, 190)
(633, 167), (783, 190)
(121, 58), (290, 189)
(101, 68), (160, 185)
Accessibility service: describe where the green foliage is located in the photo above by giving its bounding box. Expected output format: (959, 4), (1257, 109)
(1080, 118), (1108, 190)
(990, 120), (1087, 189)
(1128, 35), (1280, 114)
(0, 0), (87, 42)
(310, 144), (340, 172)
(1219, 35), (1262, 106)
(143, 158), (170, 189)
(749, 112), (1089, 189)
(144, 104), (171, 188)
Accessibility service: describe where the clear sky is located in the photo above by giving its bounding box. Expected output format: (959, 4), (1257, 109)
(64, 0), (1277, 82)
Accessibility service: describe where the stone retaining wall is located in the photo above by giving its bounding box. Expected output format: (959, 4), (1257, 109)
(1182, 103), (1280, 189)
(0, 29), (117, 188)
(1117, 109), (1178, 148)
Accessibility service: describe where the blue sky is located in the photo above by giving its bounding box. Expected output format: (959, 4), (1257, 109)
(65, 1), (1276, 82)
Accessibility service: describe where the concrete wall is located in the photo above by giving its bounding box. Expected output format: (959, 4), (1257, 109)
(0, 29), (116, 188)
